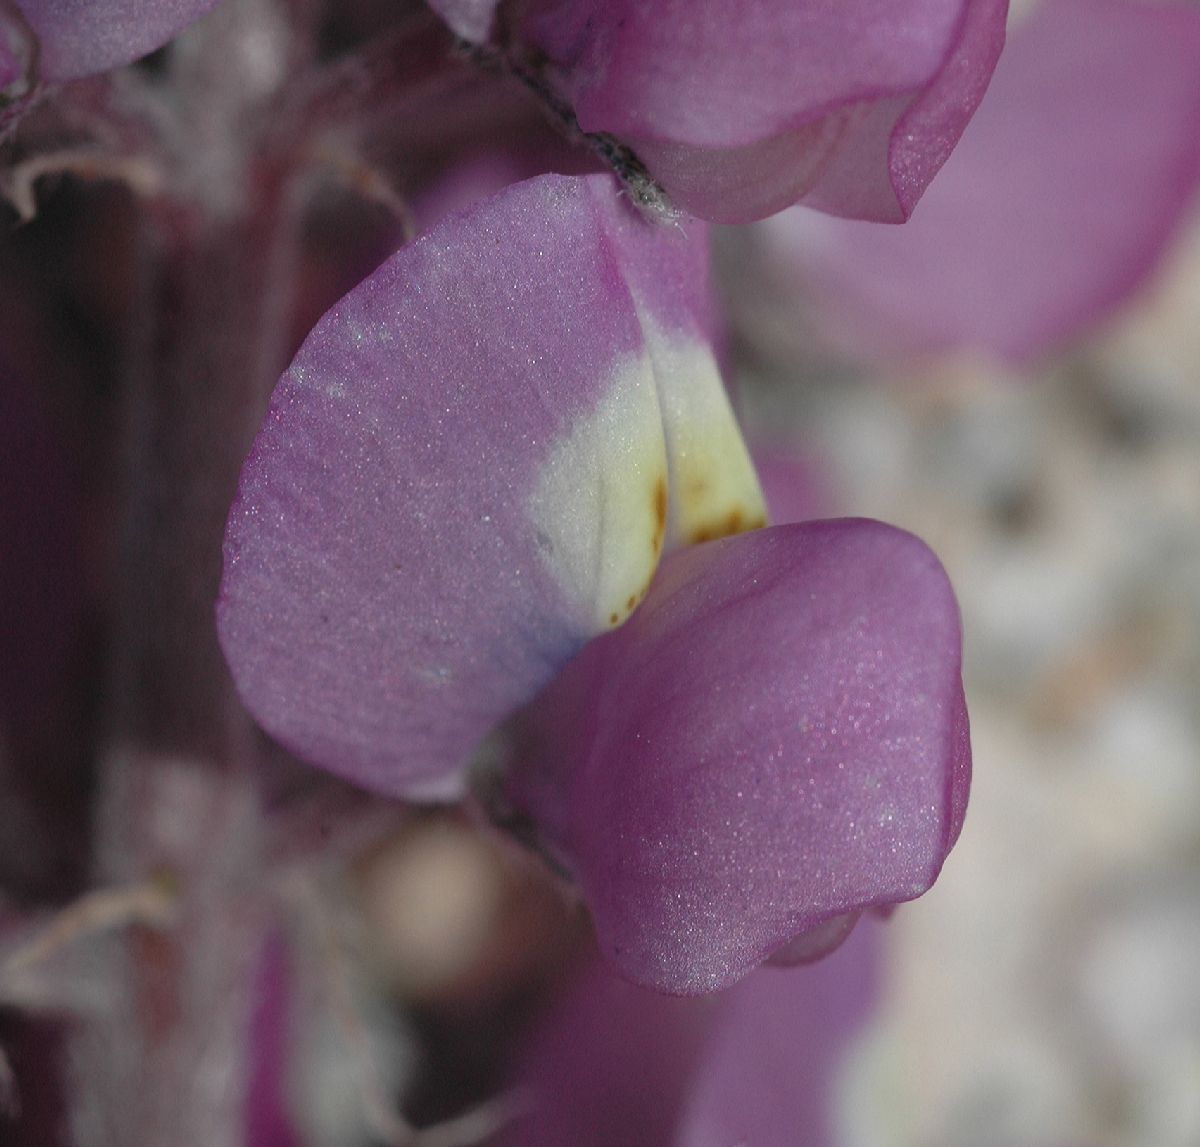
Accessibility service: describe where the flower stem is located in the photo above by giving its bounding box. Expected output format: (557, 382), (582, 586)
(69, 5), (304, 1143)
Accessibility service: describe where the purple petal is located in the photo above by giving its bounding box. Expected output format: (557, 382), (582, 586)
(219, 173), (762, 798)
(14, 0), (220, 82)
(520, 0), (1007, 222)
(770, 0), (1200, 364)
(508, 519), (968, 993)
(503, 922), (879, 1146)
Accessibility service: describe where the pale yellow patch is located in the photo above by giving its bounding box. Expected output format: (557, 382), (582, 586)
(530, 353), (670, 632)
(640, 316), (767, 546)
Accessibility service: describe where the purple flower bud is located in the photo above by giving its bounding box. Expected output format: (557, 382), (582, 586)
(504, 0), (1008, 223)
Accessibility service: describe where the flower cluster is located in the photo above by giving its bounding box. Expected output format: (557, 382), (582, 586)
(3, 0), (1200, 1143)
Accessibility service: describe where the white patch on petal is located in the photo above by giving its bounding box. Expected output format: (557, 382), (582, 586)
(530, 353), (669, 632)
(640, 314), (766, 546)
(530, 316), (762, 634)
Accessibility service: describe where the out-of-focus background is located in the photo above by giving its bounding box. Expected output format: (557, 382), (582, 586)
(726, 209), (1200, 1147)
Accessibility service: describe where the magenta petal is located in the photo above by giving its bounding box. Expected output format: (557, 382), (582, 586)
(775, 0), (1200, 363)
(219, 174), (759, 797)
(512, 520), (968, 993)
(521, 0), (1007, 222)
(14, 0), (220, 82)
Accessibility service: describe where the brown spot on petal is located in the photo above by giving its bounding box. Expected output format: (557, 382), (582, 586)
(651, 474), (668, 556)
(608, 581), (652, 629)
(688, 507), (767, 545)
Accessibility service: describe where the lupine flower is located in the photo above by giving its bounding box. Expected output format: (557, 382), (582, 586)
(760, 0), (1200, 364)
(218, 172), (969, 992)
(9, 0), (220, 83)
(430, 0), (1009, 224)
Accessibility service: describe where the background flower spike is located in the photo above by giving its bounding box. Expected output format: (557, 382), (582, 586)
(218, 173), (761, 799)
(508, 519), (969, 994)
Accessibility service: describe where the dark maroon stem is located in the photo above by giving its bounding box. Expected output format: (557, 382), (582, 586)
(72, 6), (305, 1143)
(109, 190), (291, 762)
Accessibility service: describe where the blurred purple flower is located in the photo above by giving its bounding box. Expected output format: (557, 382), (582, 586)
(218, 172), (969, 992)
(432, 0), (1009, 224)
(11, 0), (220, 82)
(501, 920), (880, 1146)
(764, 0), (1200, 364)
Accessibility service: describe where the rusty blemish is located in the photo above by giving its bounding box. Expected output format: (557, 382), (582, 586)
(607, 583), (652, 630)
(651, 474), (668, 555)
(603, 473), (669, 631)
(688, 507), (767, 545)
